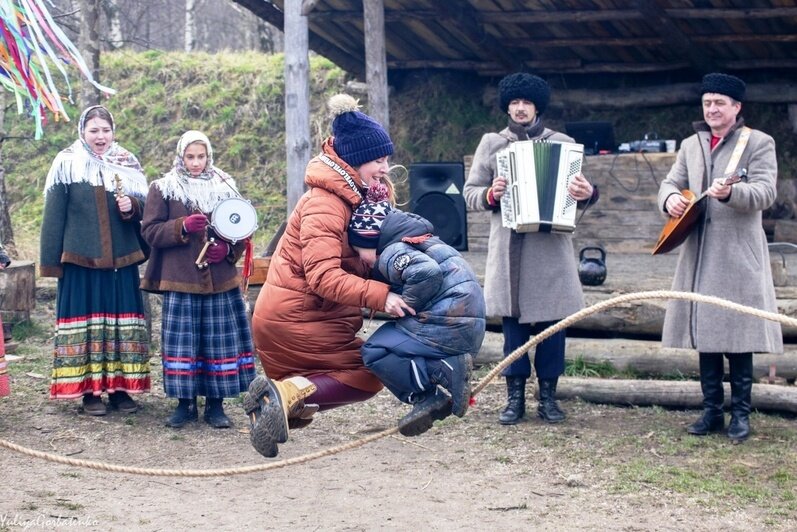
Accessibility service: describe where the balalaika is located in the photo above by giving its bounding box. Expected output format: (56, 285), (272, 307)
(496, 140), (584, 233)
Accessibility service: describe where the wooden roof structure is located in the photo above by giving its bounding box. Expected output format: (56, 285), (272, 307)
(233, 1), (797, 82)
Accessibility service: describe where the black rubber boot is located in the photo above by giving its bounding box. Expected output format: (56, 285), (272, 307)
(687, 353), (726, 436)
(537, 378), (566, 423)
(166, 398), (197, 428)
(398, 387), (452, 437)
(204, 397), (232, 428)
(727, 353), (753, 443)
(428, 354), (473, 418)
(498, 377), (526, 425)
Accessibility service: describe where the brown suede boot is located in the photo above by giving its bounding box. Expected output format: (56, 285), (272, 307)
(243, 376), (317, 458)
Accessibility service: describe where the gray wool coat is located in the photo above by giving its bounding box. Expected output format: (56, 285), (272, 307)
(463, 126), (585, 323)
(657, 118), (783, 354)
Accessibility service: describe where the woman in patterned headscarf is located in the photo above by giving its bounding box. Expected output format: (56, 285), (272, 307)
(40, 105), (151, 416)
(141, 130), (255, 429)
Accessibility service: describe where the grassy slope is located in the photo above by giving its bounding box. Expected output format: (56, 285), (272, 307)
(4, 51), (796, 259)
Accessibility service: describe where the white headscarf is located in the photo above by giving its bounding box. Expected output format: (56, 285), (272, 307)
(43, 105), (148, 198)
(153, 130), (239, 213)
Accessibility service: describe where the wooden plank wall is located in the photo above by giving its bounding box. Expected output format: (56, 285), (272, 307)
(575, 152), (675, 253)
(464, 152), (676, 254)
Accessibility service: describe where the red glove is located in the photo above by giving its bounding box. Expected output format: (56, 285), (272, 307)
(183, 214), (208, 233)
(205, 241), (229, 264)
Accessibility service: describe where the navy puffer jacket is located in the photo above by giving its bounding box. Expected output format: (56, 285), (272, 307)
(376, 211), (486, 356)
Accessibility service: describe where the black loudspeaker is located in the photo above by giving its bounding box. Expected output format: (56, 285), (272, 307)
(409, 162), (468, 251)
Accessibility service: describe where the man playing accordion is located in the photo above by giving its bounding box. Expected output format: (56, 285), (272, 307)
(463, 73), (598, 425)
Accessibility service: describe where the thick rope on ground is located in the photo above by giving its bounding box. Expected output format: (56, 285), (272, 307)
(1, 290), (794, 477)
(0, 425), (399, 477)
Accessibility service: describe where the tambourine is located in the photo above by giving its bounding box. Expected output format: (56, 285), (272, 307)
(211, 197), (258, 244)
(195, 198), (258, 268)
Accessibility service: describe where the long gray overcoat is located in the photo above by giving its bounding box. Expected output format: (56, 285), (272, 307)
(463, 126), (585, 323)
(657, 118), (783, 354)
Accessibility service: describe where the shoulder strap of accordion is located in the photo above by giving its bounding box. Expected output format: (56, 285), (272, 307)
(539, 129), (558, 140)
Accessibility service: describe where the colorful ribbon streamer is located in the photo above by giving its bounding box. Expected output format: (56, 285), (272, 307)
(0, 0), (115, 138)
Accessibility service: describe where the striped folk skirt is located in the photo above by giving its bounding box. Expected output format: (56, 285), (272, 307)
(50, 264), (151, 399)
(161, 288), (255, 399)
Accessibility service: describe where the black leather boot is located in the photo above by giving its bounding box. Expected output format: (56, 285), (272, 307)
(537, 378), (566, 423)
(727, 353), (753, 443)
(687, 353), (725, 435)
(498, 377), (526, 425)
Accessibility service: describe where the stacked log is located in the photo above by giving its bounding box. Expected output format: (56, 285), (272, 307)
(473, 333), (797, 381)
(556, 377), (797, 414)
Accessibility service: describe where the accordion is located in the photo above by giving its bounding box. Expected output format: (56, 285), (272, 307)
(496, 140), (584, 233)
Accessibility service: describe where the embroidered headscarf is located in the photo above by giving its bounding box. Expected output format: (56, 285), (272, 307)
(43, 105), (148, 198)
(153, 130), (239, 213)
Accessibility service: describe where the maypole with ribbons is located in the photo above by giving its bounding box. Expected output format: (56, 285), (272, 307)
(0, 0), (114, 138)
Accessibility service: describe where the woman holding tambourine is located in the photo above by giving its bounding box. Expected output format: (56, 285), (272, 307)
(141, 130), (256, 429)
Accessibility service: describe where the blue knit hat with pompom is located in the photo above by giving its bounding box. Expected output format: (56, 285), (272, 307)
(329, 94), (394, 167)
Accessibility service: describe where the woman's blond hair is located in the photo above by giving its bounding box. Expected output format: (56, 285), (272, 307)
(378, 164), (409, 207)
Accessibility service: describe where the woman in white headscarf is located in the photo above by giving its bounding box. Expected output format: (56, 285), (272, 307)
(40, 105), (151, 416)
(141, 131), (256, 429)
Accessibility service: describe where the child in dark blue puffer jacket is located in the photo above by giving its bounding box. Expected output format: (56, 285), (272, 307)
(349, 184), (486, 436)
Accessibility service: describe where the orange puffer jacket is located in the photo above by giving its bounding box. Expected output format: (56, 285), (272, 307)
(252, 140), (389, 393)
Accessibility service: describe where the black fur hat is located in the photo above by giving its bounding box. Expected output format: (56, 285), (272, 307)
(701, 73), (746, 102)
(498, 73), (551, 114)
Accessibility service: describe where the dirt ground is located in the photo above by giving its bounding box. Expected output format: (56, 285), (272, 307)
(1, 284), (796, 531)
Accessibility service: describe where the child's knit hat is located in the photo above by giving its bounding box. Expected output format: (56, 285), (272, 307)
(348, 181), (392, 249)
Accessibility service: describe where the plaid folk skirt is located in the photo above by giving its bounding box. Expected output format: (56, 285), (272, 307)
(50, 264), (151, 399)
(161, 288), (256, 399)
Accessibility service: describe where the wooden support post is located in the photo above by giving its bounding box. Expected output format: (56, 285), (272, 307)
(363, 0), (389, 130)
(284, 0), (311, 216)
(78, 0), (101, 108)
(789, 104), (797, 134)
